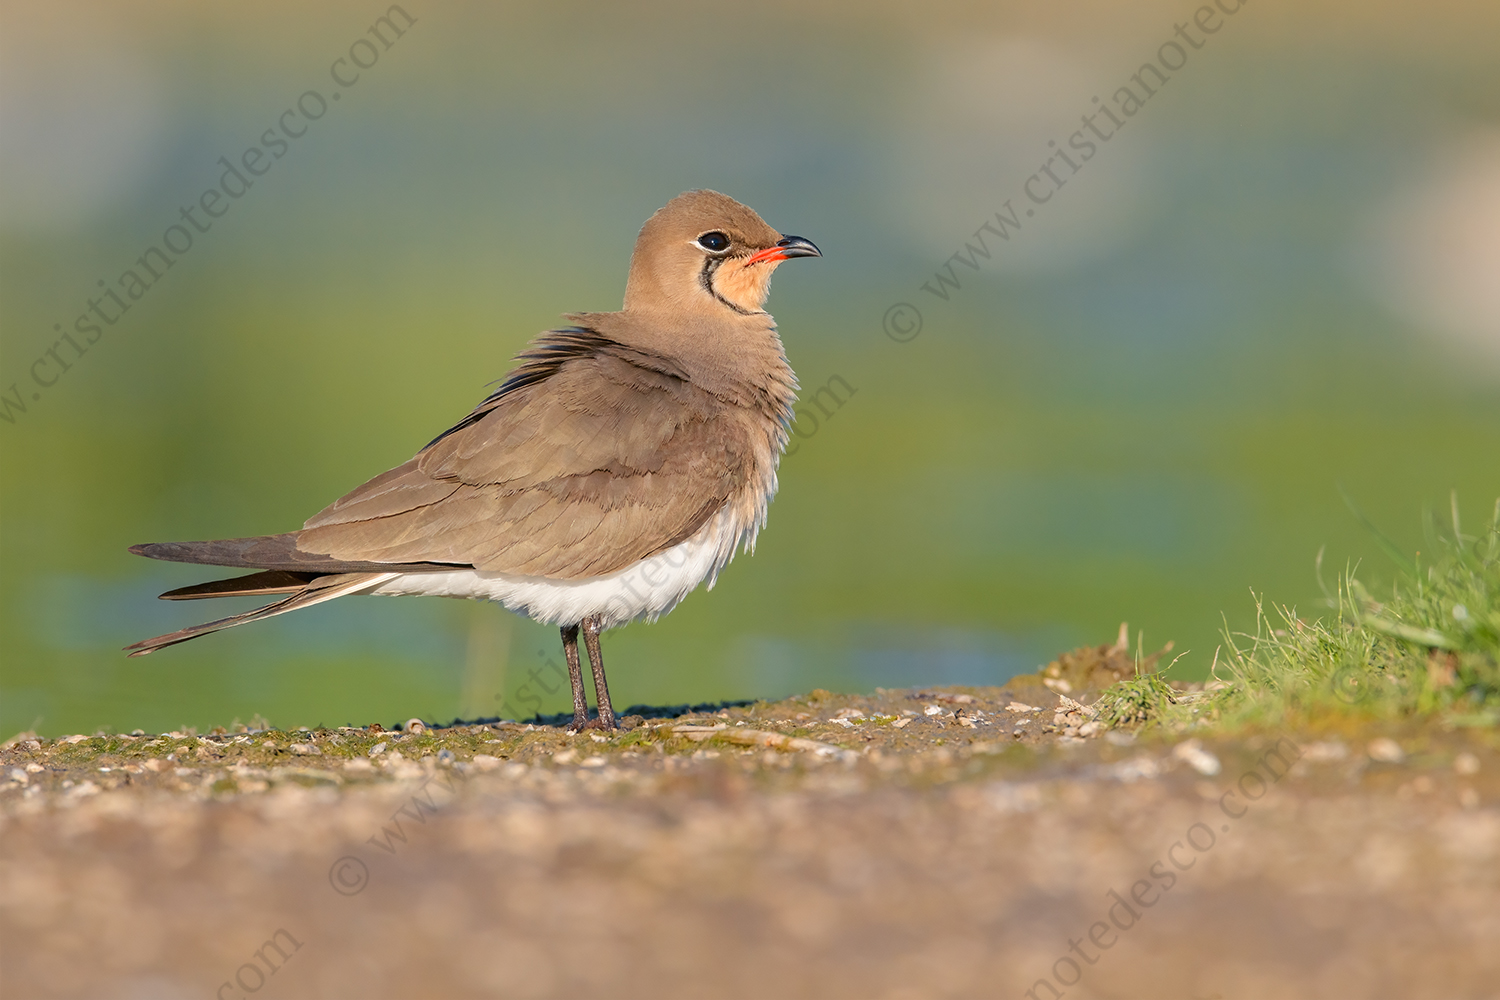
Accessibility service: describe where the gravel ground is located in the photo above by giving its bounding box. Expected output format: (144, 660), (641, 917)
(2, 673), (1497, 1000)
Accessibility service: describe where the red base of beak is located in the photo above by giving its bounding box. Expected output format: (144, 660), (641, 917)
(745, 247), (791, 266)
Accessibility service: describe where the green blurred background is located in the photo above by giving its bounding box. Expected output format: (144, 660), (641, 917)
(3, 0), (1499, 736)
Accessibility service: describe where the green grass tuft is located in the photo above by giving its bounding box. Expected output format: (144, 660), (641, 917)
(1102, 495), (1500, 733)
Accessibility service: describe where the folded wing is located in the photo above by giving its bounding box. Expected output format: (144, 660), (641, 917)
(296, 331), (747, 579)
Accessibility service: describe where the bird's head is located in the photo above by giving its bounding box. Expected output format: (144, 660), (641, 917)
(623, 189), (821, 316)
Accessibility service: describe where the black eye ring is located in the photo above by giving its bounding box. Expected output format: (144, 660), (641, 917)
(695, 231), (730, 253)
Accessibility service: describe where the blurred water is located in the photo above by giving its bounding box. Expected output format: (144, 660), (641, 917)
(3, 0), (1499, 735)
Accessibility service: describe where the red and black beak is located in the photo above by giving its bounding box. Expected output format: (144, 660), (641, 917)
(745, 235), (822, 266)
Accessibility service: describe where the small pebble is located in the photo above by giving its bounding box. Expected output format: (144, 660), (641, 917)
(923, 705), (944, 717)
(1301, 741), (1349, 763)
(1172, 739), (1222, 776)
(1367, 738), (1405, 764)
(1113, 756), (1162, 782)
(368, 742), (388, 757)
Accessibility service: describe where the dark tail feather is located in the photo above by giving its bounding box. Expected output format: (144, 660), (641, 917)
(124, 572), (397, 657)
(160, 570), (321, 601)
(129, 534), (463, 574)
(129, 534), (309, 569)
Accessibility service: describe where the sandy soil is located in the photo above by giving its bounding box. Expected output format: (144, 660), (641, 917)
(2, 672), (1497, 1000)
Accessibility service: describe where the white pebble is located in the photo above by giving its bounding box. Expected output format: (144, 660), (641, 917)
(1172, 739), (1222, 776)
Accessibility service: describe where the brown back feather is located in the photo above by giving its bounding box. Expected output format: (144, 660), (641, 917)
(296, 325), (765, 579)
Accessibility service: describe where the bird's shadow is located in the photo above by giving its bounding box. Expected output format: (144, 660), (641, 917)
(430, 699), (758, 732)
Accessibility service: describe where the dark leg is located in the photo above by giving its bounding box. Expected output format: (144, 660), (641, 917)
(561, 624), (590, 731)
(581, 615), (617, 730)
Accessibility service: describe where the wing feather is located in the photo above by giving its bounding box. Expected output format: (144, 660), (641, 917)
(295, 330), (746, 579)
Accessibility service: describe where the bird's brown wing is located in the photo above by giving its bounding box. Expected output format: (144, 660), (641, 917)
(296, 335), (747, 579)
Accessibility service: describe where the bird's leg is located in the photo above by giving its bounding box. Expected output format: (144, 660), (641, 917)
(561, 624), (591, 732)
(580, 614), (617, 730)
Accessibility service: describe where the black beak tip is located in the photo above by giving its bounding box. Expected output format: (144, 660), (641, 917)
(775, 235), (822, 259)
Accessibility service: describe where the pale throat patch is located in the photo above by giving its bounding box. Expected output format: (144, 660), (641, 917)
(713, 258), (779, 311)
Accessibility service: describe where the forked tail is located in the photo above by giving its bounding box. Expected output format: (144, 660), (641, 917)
(124, 572), (397, 656)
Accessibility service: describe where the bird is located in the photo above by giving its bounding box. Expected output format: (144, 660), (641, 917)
(124, 189), (820, 731)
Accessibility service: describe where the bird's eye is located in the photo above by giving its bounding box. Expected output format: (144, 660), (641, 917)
(695, 231), (730, 253)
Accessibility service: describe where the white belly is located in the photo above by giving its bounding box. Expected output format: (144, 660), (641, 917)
(365, 503), (750, 629)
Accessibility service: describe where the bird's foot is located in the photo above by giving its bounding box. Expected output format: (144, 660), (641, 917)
(563, 714), (617, 733)
(564, 715), (617, 733)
